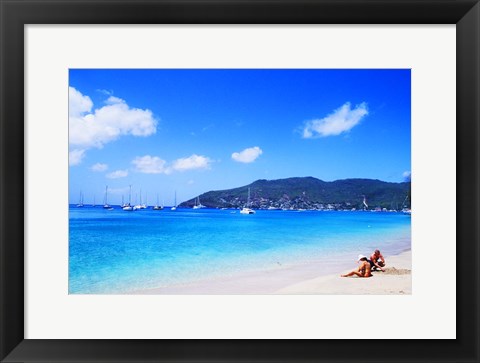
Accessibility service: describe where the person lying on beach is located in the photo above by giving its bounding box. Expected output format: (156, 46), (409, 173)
(370, 249), (386, 272)
(341, 255), (372, 278)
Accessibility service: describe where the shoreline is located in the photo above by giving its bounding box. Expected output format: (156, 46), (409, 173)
(137, 248), (411, 295)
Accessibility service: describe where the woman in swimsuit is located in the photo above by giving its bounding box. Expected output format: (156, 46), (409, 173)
(341, 255), (372, 278)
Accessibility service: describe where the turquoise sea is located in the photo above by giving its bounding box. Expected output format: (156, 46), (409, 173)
(69, 206), (411, 294)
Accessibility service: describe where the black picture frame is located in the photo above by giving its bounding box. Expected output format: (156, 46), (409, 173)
(1, 0), (478, 362)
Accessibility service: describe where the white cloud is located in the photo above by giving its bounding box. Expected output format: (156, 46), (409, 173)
(105, 96), (125, 105)
(106, 169), (129, 179)
(132, 155), (168, 174)
(69, 149), (85, 166)
(91, 163), (108, 172)
(171, 154), (212, 171)
(69, 87), (93, 117)
(96, 89), (113, 96)
(231, 146), (263, 163)
(302, 102), (368, 138)
(403, 171), (411, 181)
(132, 154), (212, 174)
(69, 87), (158, 165)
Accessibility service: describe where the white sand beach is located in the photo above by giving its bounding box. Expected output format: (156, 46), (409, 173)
(276, 250), (411, 295)
(139, 250), (411, 295)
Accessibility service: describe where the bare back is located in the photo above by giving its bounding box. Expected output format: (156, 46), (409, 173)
(359, 260), (372, 277)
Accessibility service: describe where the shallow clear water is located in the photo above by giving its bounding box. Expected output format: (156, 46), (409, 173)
(69, 206), (411, 294)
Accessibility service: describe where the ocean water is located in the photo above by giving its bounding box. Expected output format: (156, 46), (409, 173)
(69, 207), (411, 294)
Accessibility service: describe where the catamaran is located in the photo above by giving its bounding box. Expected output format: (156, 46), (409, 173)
(192, 196), (205, 209)
(240, 188), (255, 214)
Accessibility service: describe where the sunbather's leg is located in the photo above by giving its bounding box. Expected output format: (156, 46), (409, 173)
(341, 270), (363, 277)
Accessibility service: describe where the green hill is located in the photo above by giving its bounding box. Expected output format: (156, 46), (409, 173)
(179, 177), (411, 210)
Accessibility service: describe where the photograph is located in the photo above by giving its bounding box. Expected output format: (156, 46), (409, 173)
(69, 68), (412, 295)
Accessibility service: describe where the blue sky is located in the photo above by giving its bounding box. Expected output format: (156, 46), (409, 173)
(69, 69), (411, 206)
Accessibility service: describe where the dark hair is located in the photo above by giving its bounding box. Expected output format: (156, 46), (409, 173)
(375, 249), (380, 254)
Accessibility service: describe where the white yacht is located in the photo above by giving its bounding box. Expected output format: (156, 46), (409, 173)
(192, 196), (205, 209)
(171, 191), (177, 211)
(123, 185), (134, 211)
(134, 190), (147, 209)
(103, 186), (111, 209)
(401, 194), (411, 215)
(240, 188), (255, 214)
(153, 194), (163, 210)
(76, 191), (84, 207)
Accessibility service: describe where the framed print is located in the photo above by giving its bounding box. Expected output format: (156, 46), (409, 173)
(1, 0), (479, 362)
(67, 68), (413, 296)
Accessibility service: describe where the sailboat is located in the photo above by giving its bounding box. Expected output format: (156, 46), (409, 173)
(134, 190), (145, 210)
(76, 191), (84, 207)
(192, 196), (205, 209)
(401, 194), (411, 215)
(171, 191), (177, 211)
(153, 194), (163, 210)
(133, 190), (147, 210)
(240, 188), (255, 214)
(123, 185), (134, 211)
(362, 195), (368, 211)
(103, 186), (111, 209)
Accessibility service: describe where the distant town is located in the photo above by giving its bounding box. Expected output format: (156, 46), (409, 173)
(180, 177), (411, 212)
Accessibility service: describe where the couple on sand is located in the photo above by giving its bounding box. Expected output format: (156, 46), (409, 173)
(341, 249), (386, 278)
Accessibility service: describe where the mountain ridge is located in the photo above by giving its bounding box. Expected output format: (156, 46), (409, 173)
(179, 176), (411, 211)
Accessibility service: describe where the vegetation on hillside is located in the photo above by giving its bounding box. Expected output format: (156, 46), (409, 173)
(179, 177), (411, 211)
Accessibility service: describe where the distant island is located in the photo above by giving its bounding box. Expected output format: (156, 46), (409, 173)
(179, 177), (411, 211)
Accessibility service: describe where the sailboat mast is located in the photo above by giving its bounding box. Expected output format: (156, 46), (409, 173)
(77, 191), (84, 207)
(240, 187), (256, 214)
